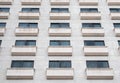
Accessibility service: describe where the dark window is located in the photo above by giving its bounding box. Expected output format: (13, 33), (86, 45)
(51, 23), (70, 28)
(0, 23), (6, 28)
(15, 40), (36, 46)
(82, 23), (101, 28)
(0, 40), (2, 45)
(110, 8), (120, 13)
(22, 8), (39, 13)
(51, 8), (69, 13)
(86, 61), (109, 68)
(81, 8), (98, 13)
(50, 40), (70, 46)
(84, 40), (105, 46)
(118, 41), (120, 46)
(114, 23), (120, 28)
(19, 23), (38, 28)
(49, 61), (71, 68)
(11, 60), (34, 68)
(0, 8), (10, 12)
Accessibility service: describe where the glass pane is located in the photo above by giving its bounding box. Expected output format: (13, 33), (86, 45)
(49, 61), (60, 68)
(51, 23), (59, 28)
(84, 40), (105, 46)
(22, 8), (39, 13)
(60, 61), (71, 68)
(114, 23), (120, 28)
(26, 40), (36, 46)
(50, 40), (70, 46)
(0, 23), (6, 28)
(23, 61), (34, 68)
(15, 40), (26, 46)
(0, 8), (10, 12)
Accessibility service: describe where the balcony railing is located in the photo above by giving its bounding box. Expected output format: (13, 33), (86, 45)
(84, 46), (108, 56)
(0, 0), (12, 5)
(11, 46), (37, 56)
(86, 68), (114, 80)
(49, 28), (71, 37)
(46, 68), (74, 80)
(79, 0), (98, 6)
(21, 0), (41, 5)
(6, 68), (34, 80)
(15, 28), (39, 36)
(48, 46), (72, 56)
(107, 0), (120, 6)
(50, 0), (70, 5)
(0, 28), (6, 36)
(0, 12), (10, 19)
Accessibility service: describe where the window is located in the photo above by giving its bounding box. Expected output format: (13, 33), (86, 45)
(49, 60), (71, 68)
(11, 60), (34, 68)
(113, 23), (120, 28)
(15, 40), (36, 46)
(50, 23), (70, 28)
(82, 23), (101, 28)
(84, 40), (105, 46)
(50, 40), (70, 46)
(118, 41), (120, 46)
(51, 8), (69, 13)
(21, 8), (39, 13)
(0, 8), (10, 12)
(110, 8), (120, 13)
(0, 40), (2, 45)
(19, 23), (38, 28)
(0, 23), (6, 28)
(86, 61), (109, 68)
(81, 8), (98, 13)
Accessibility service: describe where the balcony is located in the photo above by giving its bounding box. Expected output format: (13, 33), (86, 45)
(0, 12), (9, 19)
(50, 13), (70, 20)
(19, 12), (40, 20)
(49, 28), (71, 37)
(107, 0), (120, 6)
(46, 68), (74, 80)
(0, 28), (5, 36)
(48, 46), (72, 56)
(79, 0), (98, 6)
(11, 46), (37, 56)
(114, 28), (120, 37)
(81, 28), (104, 37)
(50, 0), (70, 5)
(84, 46), (108, 56)
(86, 68), (114, 80)
(21, 0), (41, 5)
(0, 0), (12, 5)
(110, 13), (120, 20)
(80, 13), (101, 20)
(15, 28), (39, 36)
(6, 68), (34, 80)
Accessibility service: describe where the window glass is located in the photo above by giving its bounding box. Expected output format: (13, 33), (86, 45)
(15, 40), (36, 46)
(50, 40), (70, 46)
(114, 23), (120, 28)
(0, 8), (10, 12)
(84, 40), (105, 46)
(51, 23), (70, 28)
(11, 60), (34, 68)
(0, 23), (6, 28)
(49, 61), (71, 68)
(82, 23), (101, 28)
(19, 23), (38, 28)
(22, 8), (39, 13)
(110, 8), (120, 13)
(86, 61), (109, 68)
(81, 8), (98, 13)
(51, 8), (69, 13)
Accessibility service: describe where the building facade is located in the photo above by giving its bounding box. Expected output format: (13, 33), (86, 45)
(0, 0), (120, 83)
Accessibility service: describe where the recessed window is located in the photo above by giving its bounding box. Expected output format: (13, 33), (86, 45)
(113, 23), (120, 28)
(86, 61), (109, 68)
(80, 8), (98, 13)
(0, 40), (2, 45)
(82, 23), (101, 28)
(21, 8), (39, 13)
(118, 41), (120, 46)
(110, 8), (120, 13)
(0, 23), (6, 28)
(50, 23), (70, 28)
(51, 8), (69, 13)
(84, 40), (105, 46)
(50, 40), (70, 46)
(11, 60), (34, 68)
(15, 40), (36, 46)
(0, 8), (10, 12)
(19, 23), (38, 28)
(49, 60), (71, 68)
